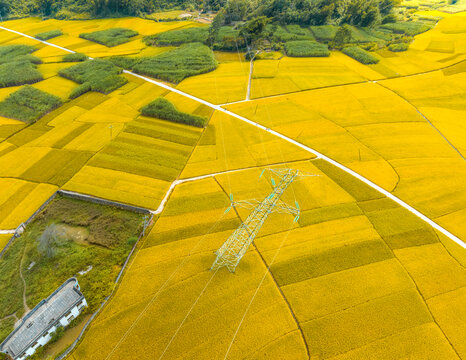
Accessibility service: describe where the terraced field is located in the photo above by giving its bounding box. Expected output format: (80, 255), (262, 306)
(0, 9), (465, 360)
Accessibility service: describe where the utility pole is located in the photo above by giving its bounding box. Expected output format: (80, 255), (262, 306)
(211, 168), (318, 273)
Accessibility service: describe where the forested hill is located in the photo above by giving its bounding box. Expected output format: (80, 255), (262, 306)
(1, 0), (398, 27)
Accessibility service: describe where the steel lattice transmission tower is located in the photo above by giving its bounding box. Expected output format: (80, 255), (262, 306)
(211, 168), (317, 273)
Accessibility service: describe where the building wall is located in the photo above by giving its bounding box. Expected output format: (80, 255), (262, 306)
(15, 298), (87, 360)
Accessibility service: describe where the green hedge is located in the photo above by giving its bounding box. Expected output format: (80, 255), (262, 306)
(380, 21), (432, 36)
(388, 42), (410, 52)
(35, 30), (63, 40)
(80, 28), (138, 47)
(285, 40), (330, 57)
(145, 26), (208, 46)
(132, 43), (217, 84)
(342, 46), (380, 64)
(63, 52), (87, 62)
(0, 86), (62, 123)
(59, 59), (127, 96)
(141, 97), (207, 127)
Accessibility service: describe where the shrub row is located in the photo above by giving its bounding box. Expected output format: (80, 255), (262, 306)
(132, 42), (217, 84)
(0, 86), (62, 123)
(59, 59), (127, 96)
(388, 42), (410, 52)
(141, 97), (207, 127)
(80, 28), (138, 47)
(35, 30), (63, 40)
(342, 46), (380, 64)
(63, 52), (87, 62)
(285, 40), (330, 57)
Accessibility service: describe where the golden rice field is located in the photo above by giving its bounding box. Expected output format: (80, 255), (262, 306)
(71, 161), (466, 359)
(0, 10), (465, 360)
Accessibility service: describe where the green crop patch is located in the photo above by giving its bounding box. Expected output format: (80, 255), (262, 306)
(388, 42), (410, 52)
(35, 30), (63, 40)
(144, 217), (241, 248)
(298, 203), (363, 227)
(20, 149), (93, 186)
(312, 159), (384, 201)
(310, 25), (338, 41)
(0, 45), (43, 87)
(380, 21), (432, 36)
(59, 59), (127, 96)
(63, 52), (87, 62)
(132, 43), (217, 83)
(79, 28), (138, 47)
(0, 86), (62, 123)
(342, 46), (380, 64)
(141, 97), (207, 128)
(271, 239), (394, 286)
(146, 26), (209, 46)
(285, 40), (330, 57)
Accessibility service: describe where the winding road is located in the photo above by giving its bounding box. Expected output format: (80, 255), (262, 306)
(0, 24), (464, 250)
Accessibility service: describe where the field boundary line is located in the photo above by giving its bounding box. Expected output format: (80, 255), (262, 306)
(377, 82), (466, 161)
(0, 25), (464, 250)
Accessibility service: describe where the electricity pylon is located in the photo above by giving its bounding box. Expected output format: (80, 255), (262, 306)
(211, 168), (317, 273)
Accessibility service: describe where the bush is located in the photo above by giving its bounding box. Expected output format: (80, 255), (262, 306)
(212, 27), (246, 51)
(388, 42), (410, 52)
(141, 97), (207, 127)
(285, 40), (330, 57)
(59, 59), (127, 96)
(35, 30), (63, 40)
(63, 52), (87, 62)
(132, 43), (217, 84)
(145, 26), (209, 46)
(342, 46), (380, 64)
(80, 28), (138, 47)
(380, 21), (432, 36)
(0, 86), (62, 123)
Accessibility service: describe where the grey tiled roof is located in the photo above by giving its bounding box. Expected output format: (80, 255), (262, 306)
(0, 278), (84, 358)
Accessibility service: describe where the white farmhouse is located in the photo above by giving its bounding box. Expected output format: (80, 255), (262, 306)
(0, 278), (87, 360)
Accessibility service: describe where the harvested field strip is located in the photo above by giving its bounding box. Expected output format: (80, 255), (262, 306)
(19, 149), (93, 186)
(313, 159), (384, 202)
(271, 239), (394, 286)
(88, 153), (180, 182)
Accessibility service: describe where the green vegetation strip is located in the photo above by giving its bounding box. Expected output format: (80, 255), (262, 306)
(132, 43), (217, 83)
(0, 45), (43, 87)
(59, 59), (127, 97)
(35, 30), (63, 41)
(342, 46), (380, 64)
(0, 86), (62, 123)
(141, 98), (207, 128)
(285, 40), (329, 57)
(79, 28), (138, 47)
(63, 52), (87, 62)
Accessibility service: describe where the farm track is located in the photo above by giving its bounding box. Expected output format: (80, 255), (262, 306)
(0, 25), (464, 251)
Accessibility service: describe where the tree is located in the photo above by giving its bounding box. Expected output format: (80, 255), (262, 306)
(333, 23), (352, 48)
(207, 8), (224, 46)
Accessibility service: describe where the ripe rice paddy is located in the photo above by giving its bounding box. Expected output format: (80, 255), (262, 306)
(0, 11), (464, 360)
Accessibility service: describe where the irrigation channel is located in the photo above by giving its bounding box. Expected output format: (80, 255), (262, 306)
(0, 25), (464, 254)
